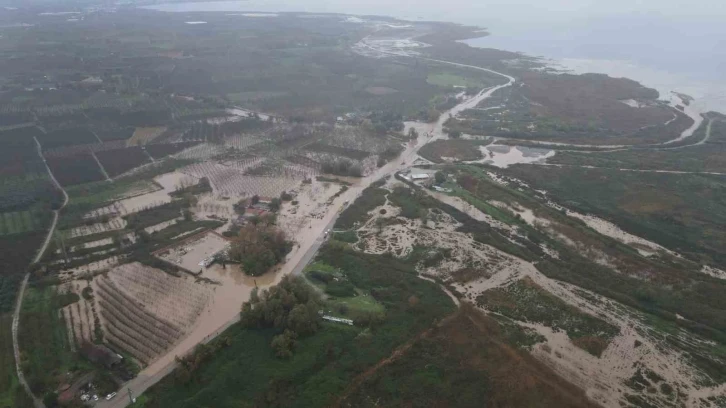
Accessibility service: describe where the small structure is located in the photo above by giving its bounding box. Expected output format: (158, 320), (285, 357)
(322, 315), (354, 326)
(410, 173), (430, 180)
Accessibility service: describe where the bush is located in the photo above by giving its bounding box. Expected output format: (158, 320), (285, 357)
(81, 287), (93, 300)
(56, 292), (80, 308)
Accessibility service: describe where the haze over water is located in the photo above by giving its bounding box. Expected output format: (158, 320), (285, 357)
(147, 0), (726, 113)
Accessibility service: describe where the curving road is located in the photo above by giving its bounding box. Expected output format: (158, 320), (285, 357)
(13, 138), (70, 408)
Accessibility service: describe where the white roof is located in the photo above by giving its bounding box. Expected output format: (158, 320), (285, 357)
(410, 173), (430, 179)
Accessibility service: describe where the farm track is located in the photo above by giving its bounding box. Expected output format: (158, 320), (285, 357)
(91, 151), (113, 182)
(13, 138), (70, 408)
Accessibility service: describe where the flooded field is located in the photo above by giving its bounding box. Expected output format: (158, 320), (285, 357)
(475, 145), (555, 168)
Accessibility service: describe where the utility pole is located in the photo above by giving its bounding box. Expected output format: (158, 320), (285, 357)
(127, 388), (136, 404)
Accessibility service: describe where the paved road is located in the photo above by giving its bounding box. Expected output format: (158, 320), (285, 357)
(13, 138), (70, 408)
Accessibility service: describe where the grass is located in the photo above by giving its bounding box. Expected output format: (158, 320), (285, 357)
(327, 293), (385, 319)
(0, 210), (46, 235)
(341, 305), (600, 408)
(19, 285), (89, 397)
(138, 246), (455, 408)
(66, 179), (159, 208)
(417, 139), (489, 163)
(0, 313), (34, 408)
(477, 277), (619, 357)
(332, 230), (358, 243)
(427, 72), (486, 88)
(505, 164), (726, 268)
(305, 262), (385, 319)
(547, 120), (726, 173)
(335, 186), (387, 230)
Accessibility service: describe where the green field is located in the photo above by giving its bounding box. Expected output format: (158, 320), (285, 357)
(0, 209), (49, 236)
(19, 285), (87, 399)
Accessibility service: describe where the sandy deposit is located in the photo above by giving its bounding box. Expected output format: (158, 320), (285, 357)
(356, 177), (718, 408)
(85, 172), (195, 220)
(473, 144), (555, 168)
(69, 217), (126, 238)
(453, 246), (712, 408)
(145, 218), (180, 234)
(158, 231), (229, 272)
(547, 201), (678, 258)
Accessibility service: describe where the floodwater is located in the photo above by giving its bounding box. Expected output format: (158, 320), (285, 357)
(142, 263), (277, 375)
(473, 145), (555, 168)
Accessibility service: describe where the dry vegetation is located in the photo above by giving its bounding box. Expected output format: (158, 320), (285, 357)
(341, 304), (601, 408)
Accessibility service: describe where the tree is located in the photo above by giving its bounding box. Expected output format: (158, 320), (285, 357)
(241, 276), (322, 356)
(269, 198), (281, 212)
(251, 195), (260, 205)
(271, 330), (297, 359)
(407, 127), (419, 139)
(434, 171), (446, 184)
(280, 191), (293, 201)
(229, 224), (292, 276)
(447, 129), (462, 139)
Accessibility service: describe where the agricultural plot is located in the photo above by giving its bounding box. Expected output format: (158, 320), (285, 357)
(128, 127), (167, 146)
(180, 162), (300, 199)
(94, 263), (211, 364)
(0, 172), (59, 213)
(43, 140), (126, 159)
(323, 124), (404, 154)
(304, 141), (371, 160)
(0, 111), (34, 127)
(243, 158), (319, 179)
(66, 217), (126, 239)
(37, 127), (99, 150)
(0, 126), (45, 177)
(0, 208), (51, 235)
(93, 126), (135, 142)
(95, 147), (152, 178)
(46, 153), (106, 186)
(0, 231), (47, 312)
(61, 290), (95, 348)
(223, 134), (264, 151)
(172, 143), (227, 161)
(145, 142), (201, 159)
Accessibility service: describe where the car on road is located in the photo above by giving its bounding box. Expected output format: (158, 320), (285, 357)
(106, 392), (117, 401)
